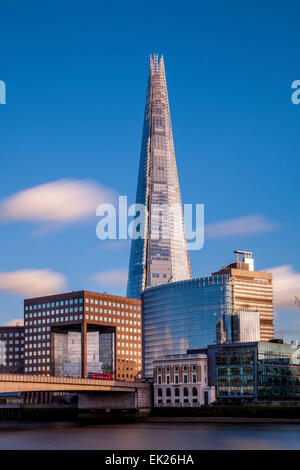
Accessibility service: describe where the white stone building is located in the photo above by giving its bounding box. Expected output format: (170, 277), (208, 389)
(153, 353), (215, 407)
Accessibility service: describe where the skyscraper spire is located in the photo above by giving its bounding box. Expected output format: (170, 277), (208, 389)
(127, 54), (192, 299)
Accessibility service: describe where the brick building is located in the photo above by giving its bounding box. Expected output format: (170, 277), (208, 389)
(24, 291), (142, 381)
(0, 324), (24, 374)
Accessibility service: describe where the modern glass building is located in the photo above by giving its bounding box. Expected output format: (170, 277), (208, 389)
(208, 340), (300, 401)
(127, 54), (191, 299)
(141, 276), (232, 377)
(53, 330), (111, 378)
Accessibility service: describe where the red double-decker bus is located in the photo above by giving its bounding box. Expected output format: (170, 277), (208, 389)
(87, 372), (113, 380)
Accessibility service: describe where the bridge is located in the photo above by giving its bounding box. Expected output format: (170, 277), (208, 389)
(0, 374), (152, 420)
(0, 373), (147, 393)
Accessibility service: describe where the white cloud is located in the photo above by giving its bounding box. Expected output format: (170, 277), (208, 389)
(0, 269), (67, 297)
(269, 265), (300, 310)
(0, 178), (116, 228)
(92, 269), (128, 287)
(206, 214), (277, 238)
(2, 318), (24, 327)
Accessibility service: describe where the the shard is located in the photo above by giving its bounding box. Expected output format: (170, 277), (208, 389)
(127, 54), (192, 299)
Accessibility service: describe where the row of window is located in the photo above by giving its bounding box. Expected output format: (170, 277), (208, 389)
(85, 314), (140, 325)
(0, 340), (24, 345)
(0, 331), (24, 338)
(25, 358), (50, 364)
(157, 364), (198, 373)
(157, 374), (201, 384)
(25, 343), (51, 349)
(85, 308), (140, 318)
(25, 308), (83, 318)
(156, 387), (200, 397)
(25, 298), (141, 311)
(25, 298), (83, 310)
(25, 351), (49, 356)
(85, 298), (140, 311)
(25, 334), (50, 341)
(24, 366), (50, 372)
(117, 334), (140, 341)
(0, 354), (22, 359)
(25, 315), (83, 326)
(116, 350), (141, 357)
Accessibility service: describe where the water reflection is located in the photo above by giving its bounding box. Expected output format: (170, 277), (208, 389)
(0, 422), (299, 450)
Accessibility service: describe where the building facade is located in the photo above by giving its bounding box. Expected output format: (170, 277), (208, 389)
(142, 251), (274, 377)
(142, 275), (232, 377)
(153, 353), (215, 407)
(127, 54), (191, 299)
(24, 291), (142, 381)
(208, 340), (300, 402)
(213, 251), (274, 341)
(0, 324), (24, 374)
(231, 310), (260, 343)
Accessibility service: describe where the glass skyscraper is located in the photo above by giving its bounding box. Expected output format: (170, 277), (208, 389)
(141, 276), (232, 377)
(127, 54), (191, 299)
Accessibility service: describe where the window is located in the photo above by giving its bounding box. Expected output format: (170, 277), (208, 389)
(183, 387), (189, 397)
(166, 388), (171, 397)
(175, 387), (180, 397)
(192, 387), (198, 396)
(157, 388), (162, 397)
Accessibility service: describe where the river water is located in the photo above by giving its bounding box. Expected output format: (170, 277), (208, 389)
(0, 422), (300, 449)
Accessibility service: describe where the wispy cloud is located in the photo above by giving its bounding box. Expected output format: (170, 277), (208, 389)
(0, 269), (67, 297)
(0, 178), (116, 230)
(91, 269), (128, 287)
(269, 265), (300, 310)
(2, 318), (24, 327)
(206, 214), (277, 238)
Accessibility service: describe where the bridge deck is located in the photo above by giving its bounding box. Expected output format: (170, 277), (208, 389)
(0, 374), (148, 393)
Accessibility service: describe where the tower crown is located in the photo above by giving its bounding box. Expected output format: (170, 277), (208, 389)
(127, 55), (192, 298)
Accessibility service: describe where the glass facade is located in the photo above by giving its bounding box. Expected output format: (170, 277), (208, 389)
(141, 275), (232, 377)
(215, 345), (256, 398)
(127, 54), (191, 299)
(211, 341), (300, 400)
(53, 331), (113, 378)
(99, 332), (114, 374)
(0, 340), (6, 366)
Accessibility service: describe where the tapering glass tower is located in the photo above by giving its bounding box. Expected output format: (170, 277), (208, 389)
(127, 54), (192, 299)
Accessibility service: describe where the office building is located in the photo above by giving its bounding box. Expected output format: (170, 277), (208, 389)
(207, 340), (300, 402)
(24, 291), (142, 381)
(142, 251), (274, 377)
(231, 310), (260, 343)
(127, 54), (191, 299)
(142, 275), (232, 377)
(153, 353), (215, 407)
(213, 250), (274, 341)
(0, 324), (24, 374)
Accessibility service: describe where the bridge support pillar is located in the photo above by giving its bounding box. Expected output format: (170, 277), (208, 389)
(81, 322), (87, 379)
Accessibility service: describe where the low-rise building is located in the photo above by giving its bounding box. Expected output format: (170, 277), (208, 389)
(24, 291), (142, 381)
(207, 340), (300, 402)
(0, 324), (24, 374)
(153, 353), (215, 407)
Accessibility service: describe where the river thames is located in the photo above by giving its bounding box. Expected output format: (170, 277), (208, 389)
(0, 422), (300, 449)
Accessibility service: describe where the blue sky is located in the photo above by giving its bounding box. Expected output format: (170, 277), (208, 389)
(0, 1), (300, 339)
